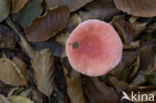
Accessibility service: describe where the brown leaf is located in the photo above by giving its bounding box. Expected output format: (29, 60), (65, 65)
(0, 58), (28, 86)
(11, 0), (28, 14)
(112, 16), (137, 44)
(63, 66), (86, 103)
(25, 6), (70, 42)
(12, 57), (29, 82)
(44, 0), (93, 12)
(0, 94), (10, 103)
(113, 0), (156, 17)
(31, 49), (54, 96)
(79, 0), (120, 20)
(83, 77), (118, 103)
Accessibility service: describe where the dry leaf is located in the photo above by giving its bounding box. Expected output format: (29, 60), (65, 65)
(79, 0), (119, 20)
(0, 94), (10, 103)
(8, 96), (34, 103)
(113, 0), (156, 17)
(84, 77), (118, 103)
(112, 16), (137, 44)
(44, 0), (93, 12)
(12, 57), (29, 82)
(0, 0), (10, 22)
(11, 0), (28, 14)
(0, 57), (28, 86)
(25, 6), (70, 42)
(63, 66), (86, 103)
(31, 49), (54, 96)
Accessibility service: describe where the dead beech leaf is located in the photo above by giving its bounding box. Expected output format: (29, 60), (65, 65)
(0, 95), (10, 103)
(79, 0), (119, 20)
(12, 57), (29, 82)
(8, 96), (34, 103)
(0, 0), (10, 22)
(44, 0), (93, 12)
(112, 16), (137, 44)
(25, 6), (70, 42)
(113, 0), (156, 17)
(0, 58), (28, 86)
(11, 0), (28, 14)
(31, 49), (54, 96)
(63, 66), (85, 103)
(84, 77), (118, 103)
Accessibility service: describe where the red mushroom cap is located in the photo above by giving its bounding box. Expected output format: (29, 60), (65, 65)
(66, 20), (123, 76)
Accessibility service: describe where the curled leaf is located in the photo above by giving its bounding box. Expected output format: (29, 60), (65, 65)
(8, 96), (34, 103)
(113, 0), (156, 17)
(0, 58), (28, 86)
(0, 0), (10, 22)
(25, 6), (70, 42)
(11, 0), (28, 14)
(31, 49), (54, 96)
(44, 0), (93, 12)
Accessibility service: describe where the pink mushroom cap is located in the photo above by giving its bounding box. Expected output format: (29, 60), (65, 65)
(66, 20), (123, 76)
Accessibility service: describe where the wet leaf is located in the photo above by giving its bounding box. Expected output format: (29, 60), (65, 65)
(0, 57), (28, 86)
(8, 96), (34, 103)
(0, 25), (16, 49)
(79, 0), (119, 20)
(25, 6), (70, 42)
(113, 0), (156, 17)
(11, 0), (28, 14)
(44, 0), (93, 12)
(0, 94), (10, 103)
(63, 66), (86, 103)
(0, 0), (10, 22)
(14, 0), (43, 28)
(83, 77), (118, 103)
(31, 49), (54, 96)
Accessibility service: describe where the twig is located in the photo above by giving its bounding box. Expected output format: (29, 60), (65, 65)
(5, 17), (34, 58)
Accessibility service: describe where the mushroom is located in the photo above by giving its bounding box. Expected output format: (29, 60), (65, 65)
(66, 20), (123, 76)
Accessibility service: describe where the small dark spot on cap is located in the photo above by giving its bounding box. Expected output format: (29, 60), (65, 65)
(69, 43), (71, 45)
(72, 42), (79, 49)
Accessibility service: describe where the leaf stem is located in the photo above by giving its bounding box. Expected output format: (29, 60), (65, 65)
(5, 17), (34, 58)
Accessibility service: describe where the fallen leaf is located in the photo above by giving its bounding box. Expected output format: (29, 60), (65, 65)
(83, 77), (118, 103)
(0, 94), (10, 103)
(12, 57), (29, 82)
(63, 65), (86, 103)
(14, 0), (43, 28)
(8, 96), (34, 103)
(0, 0), (10, 22)
(31, 49), (54, 96)
(113, 0), (156, 17)
(0, 57), (28, 86)
(79, 0), (119, 21)
(112, 16), (137, 44)
(11, 0), (28, 14)
(44, 0), (93, 12)
(25, 6), (70, 42)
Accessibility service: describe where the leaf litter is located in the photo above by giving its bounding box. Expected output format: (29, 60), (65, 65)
(0, 0), (155, 103)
